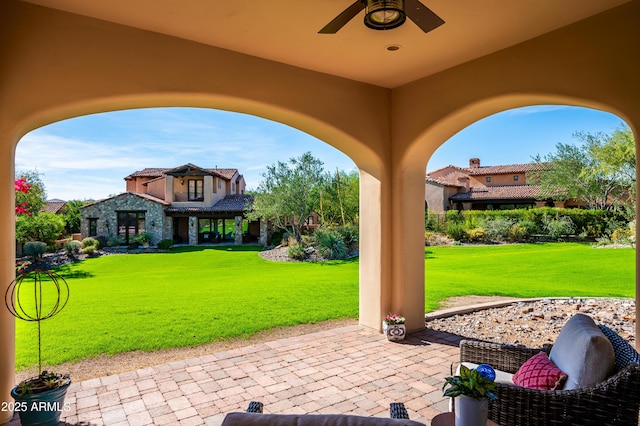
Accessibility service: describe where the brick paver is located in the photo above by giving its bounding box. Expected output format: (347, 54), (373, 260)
(5, 326), (462, 425)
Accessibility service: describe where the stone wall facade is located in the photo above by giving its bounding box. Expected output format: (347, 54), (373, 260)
(80, 193), (169, 245)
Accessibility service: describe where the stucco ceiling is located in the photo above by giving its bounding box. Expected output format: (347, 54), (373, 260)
(21, 0), (630, 88)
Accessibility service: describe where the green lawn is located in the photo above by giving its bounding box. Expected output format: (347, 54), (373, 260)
(15, 243), (635, 370)
(424, 243), (635, 311)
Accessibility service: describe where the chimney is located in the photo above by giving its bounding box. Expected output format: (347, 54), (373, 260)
(469, 158), (480, 168)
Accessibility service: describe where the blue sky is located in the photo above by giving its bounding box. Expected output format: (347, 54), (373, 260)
(15, 106), (626, 201)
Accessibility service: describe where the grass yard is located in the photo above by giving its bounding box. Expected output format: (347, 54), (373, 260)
(15, 246), (358, 369)
(15, 243), (635, 370)
(424, 243), (635, 311)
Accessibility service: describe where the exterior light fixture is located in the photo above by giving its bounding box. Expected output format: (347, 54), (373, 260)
(364, 0), (406, 31)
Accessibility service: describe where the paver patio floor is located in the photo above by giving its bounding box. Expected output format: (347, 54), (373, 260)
(4, 326), (463, 425)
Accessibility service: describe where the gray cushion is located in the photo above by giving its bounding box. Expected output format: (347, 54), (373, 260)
(549, 313), (615, 390)
(221, 412), (426, 426)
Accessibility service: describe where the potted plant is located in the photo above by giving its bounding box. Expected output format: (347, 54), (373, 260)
(382, 313), (406, 341)
(5, 269), (71, 426)
(134, 231), (153, 248)
(443, 364), (497, 426)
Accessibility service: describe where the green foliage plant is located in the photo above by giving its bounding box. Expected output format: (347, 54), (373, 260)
(315, 228), (348, 260)
(446, 222), (466, 241)
(484, 217), (513, 242)
(16, 212), (66, 246)
(157, 239), (174, 250)
(24, 241), (47, 260)
(108, 236), (124, 247)
(64, 240), (82, 256)
(543, 215), (576, 240)
(133, 231), (153, 245)
(443, 364), (497, 401)
(288, 242), (307, 260)
(466, 228), (486, 243)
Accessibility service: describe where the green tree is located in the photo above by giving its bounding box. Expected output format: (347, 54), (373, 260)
(62, 200), (89, 234)
(16, 212), (66, 245)
(248, 152), (328, 241)
(15, 170), (46, 216)
(532, 125), (635, 216)
(320, 169), (359, 226)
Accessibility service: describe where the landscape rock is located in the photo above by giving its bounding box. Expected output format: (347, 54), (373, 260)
(427, 298), (635, 347)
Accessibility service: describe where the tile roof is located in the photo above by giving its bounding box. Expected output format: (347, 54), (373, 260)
(449, 185), (542, 201)
(125, 165), (238, 181)
(165, 194), (253, 214)
(425, 176), (465, 187)
(468, 162), (548, 176)
(80, 192), (170, 208)
(42, 199), (66, 214)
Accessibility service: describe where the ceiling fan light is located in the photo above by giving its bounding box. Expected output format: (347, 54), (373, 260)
(364, 0), (406, 30)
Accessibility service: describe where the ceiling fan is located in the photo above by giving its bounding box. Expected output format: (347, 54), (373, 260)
(319, 0), (444, 34)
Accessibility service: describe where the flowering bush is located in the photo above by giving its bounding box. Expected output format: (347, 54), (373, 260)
(383, 313), (405, 325)
(14, 178), (30, 216)
(15, 260), (32, 274)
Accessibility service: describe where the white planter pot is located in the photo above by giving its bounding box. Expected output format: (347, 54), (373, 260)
(454, 395), (488, 426)
(382, 322), (406, 341)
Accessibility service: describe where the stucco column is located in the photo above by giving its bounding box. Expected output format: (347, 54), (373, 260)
(0, 138), (16, 423)
(358, 170), (391, 331)
(390, 163), (427, 332)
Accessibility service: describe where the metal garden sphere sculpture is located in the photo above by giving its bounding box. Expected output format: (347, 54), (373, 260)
(5, 269), (70, 374)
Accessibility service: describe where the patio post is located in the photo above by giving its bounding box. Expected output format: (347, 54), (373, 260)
(0, 137), (16, 423)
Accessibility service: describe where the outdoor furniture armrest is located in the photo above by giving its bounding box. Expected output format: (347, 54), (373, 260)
(460, 340), (640, 426)
(459, 339), (550, 374)
(389, 402), (409, 419)
(246, 401), (263, 413)
(221, 401), (425, 425)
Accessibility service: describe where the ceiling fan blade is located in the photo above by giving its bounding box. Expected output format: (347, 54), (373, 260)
(405, 0), (445, 33)
(318, 1), (365, 34)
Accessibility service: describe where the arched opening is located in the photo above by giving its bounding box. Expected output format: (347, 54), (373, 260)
(424, 104), (635, 311)
(13, 106), (362, 370)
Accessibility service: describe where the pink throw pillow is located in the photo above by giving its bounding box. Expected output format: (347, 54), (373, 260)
(513, 352), (568, 390)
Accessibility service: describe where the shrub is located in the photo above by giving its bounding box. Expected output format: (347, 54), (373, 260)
(508, 223), (528, 242)
(287, 243), (307, 260)
(484, 218), (513, 242)
(133, 232), (153, 245)
(108, 236), (124, 247)
(611, 228), (634, 245)
(64, 240), (82, 255)
(127, 241), (141, 250)
(466, 228), (486, 243)
(24, 241), (47, 260)
(94, 235), (108, 248)
(315, 229), (348, 260)
(336, 225), (359, 250)
(81, 245), (96, 255)
(446, 222), (466, 241)
(157, 239), (174, 250)
(82, 237), (98, 249)
(543, 215), (576, 240)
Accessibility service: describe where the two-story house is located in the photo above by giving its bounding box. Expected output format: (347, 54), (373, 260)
(426, 158), (580, 212)
(80, 164), (259, 246)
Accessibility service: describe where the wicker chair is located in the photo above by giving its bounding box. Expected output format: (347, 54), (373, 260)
(459, 339), (640, 426)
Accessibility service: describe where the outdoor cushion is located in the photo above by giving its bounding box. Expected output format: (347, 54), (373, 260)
(598, 324), (640, 371)
(458, 362), (514, 384)
(513, 351), (567, 390)
(549, 313), (615, 390)
(221, 412), (426, 426)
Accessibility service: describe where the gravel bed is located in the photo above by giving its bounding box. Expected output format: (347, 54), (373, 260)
(427, 297), (636, 348)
